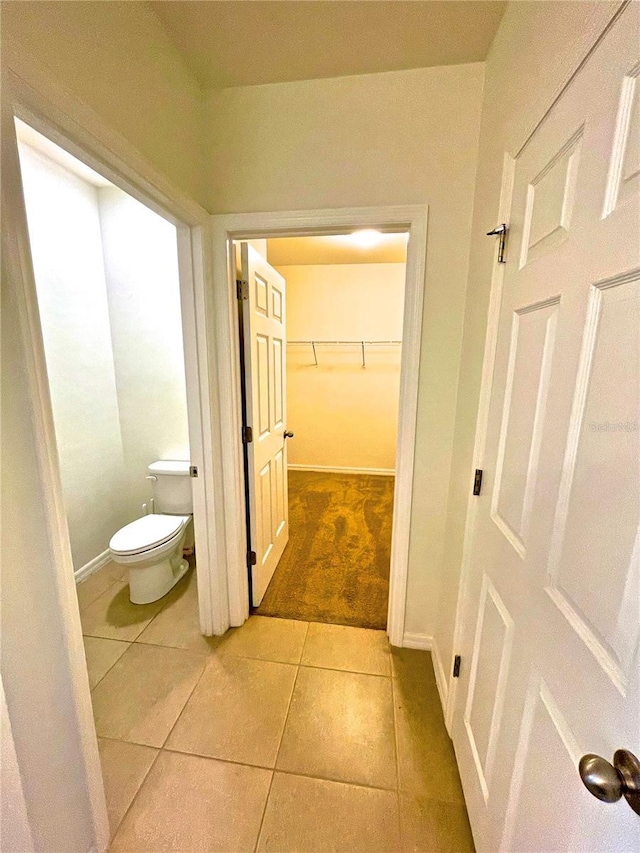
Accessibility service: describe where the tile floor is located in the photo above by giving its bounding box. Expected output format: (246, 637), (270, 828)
(78, 561), (474, 852)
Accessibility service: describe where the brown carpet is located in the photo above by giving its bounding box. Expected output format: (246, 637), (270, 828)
(254, 470), (394, 629)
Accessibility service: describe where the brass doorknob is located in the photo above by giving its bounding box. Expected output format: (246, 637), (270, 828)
(579, 749), (640, 815)
(284, 430), (294, 439)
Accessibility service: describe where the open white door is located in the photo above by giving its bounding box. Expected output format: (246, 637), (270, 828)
(240, 244), (289, 605)
(453, 6), (640, 852)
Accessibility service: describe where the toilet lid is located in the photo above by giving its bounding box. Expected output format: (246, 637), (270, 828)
(109, 514), (190, 556)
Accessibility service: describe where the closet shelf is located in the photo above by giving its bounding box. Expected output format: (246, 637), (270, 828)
(287, 340), (401, 367)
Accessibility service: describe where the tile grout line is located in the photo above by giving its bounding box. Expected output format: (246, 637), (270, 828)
(109, 740), (400, 794)
(77, 576), (123, 614)
(98, 734), (459, 801)
(86, 584), (449, 846)
(85, 640), (132, 694)
(253, 621), (310, 853)
(266, 763), (398, 794)
(107, 743), (164, 845)
(85, 630), (207, 695)
(390, 669), (405, 851)
(95, 643), (212, 844)
(104, 661), (207, 841)
(157, 651), (213, 751)
(128, 638), (392, 679)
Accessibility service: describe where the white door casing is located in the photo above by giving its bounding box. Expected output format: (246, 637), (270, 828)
(453, 6), (640, 852)
(211, 205), (428, 641)
(241, 244), (289, 605)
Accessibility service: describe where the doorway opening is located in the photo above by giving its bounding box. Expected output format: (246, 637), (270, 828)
(15, 116), (209, 695)
(234, 231), (408, 630)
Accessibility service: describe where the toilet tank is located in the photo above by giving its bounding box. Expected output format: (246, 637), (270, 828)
(148, 461), (193, 514)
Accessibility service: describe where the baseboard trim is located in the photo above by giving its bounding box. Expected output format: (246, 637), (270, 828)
(402, 631), (433, 650)
(431, 641), (450, 722)
(402, 632), (449, 721)
(75, 548), (110, 583)
(288, 464), (395, 477)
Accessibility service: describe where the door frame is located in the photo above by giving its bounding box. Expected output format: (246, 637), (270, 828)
(2, 47), (228, 850)
(211, 205), (429, 645)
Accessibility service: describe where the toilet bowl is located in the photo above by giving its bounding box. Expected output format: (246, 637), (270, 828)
(109, 513), (192, 604)
(108, 460), (195, 604)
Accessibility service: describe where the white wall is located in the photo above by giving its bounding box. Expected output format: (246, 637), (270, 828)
(434, 1), (622, 682)
(99, 186), (190, 514)
(1, 1), (204, 205)
(282, 263), (405, 472)
(205, 62), (485, 639)
(18, 144), (132, 571)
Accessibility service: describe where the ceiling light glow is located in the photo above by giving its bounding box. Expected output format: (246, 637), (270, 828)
(349, 229), (383, 248)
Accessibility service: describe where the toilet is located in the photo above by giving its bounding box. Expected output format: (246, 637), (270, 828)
(109, 460), (194, 604)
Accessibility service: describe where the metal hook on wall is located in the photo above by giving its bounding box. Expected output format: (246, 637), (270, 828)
(487, 223), (508, 263)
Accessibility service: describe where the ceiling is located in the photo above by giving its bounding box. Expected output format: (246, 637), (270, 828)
(150, 1), (506, 89)
(267, 234), (408, 266)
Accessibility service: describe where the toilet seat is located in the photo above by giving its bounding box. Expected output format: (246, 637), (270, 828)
(109, 514), (190, 556)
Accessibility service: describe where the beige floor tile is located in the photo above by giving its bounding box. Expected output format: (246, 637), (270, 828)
(83, 636), (130, 689)
(109, 751), (271, 853)
(97, 738), (158, 836)
(167, 654), (296, 767)
(400, 792), (475, 852)
(76, 562), (125, 612)
(393, 671), (465, 803)
(91, 643), (207, 747)
(80, 580), (167, 642)
(277, 666), (397, 789)
(216, 615), (308, 664)
(136, 570), (219, 652)
(301, 622), (391, 675)
(258, 772), (401, 853)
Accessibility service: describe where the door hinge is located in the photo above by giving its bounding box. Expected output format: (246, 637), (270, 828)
(248, 550), (257, 566)
(486, 223), (508, 263)
(242, 426), (253, 444)
(236, 278), (249, 300)
(453, 655), (461, 678)
(473, 469), (483, 496)
(189, 465), (198, 478)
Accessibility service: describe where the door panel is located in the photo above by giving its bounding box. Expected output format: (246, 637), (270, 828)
(453, 7), (640, 851)
(464, 575), (514, 801)
(492, 298), (559, 553)
(241, 244), (289, 605)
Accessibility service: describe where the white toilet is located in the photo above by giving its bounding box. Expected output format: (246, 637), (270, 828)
(109, 460), (194, 604)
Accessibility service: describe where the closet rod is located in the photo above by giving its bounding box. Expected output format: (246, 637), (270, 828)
(287, 340), (402, 368)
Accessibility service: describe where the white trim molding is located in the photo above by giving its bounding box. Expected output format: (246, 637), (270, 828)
(288, 464), (395, 477)
(211, 205), (428, 643)
(74, 549), (111, 584)
(402, 632), (433, 650)
(431, 640), (449, 717)
(444, 152), (515, 732)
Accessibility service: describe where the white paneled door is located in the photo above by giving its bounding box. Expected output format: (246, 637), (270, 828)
(453, 7), (640, 852)
(241, 244), (289, 605)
